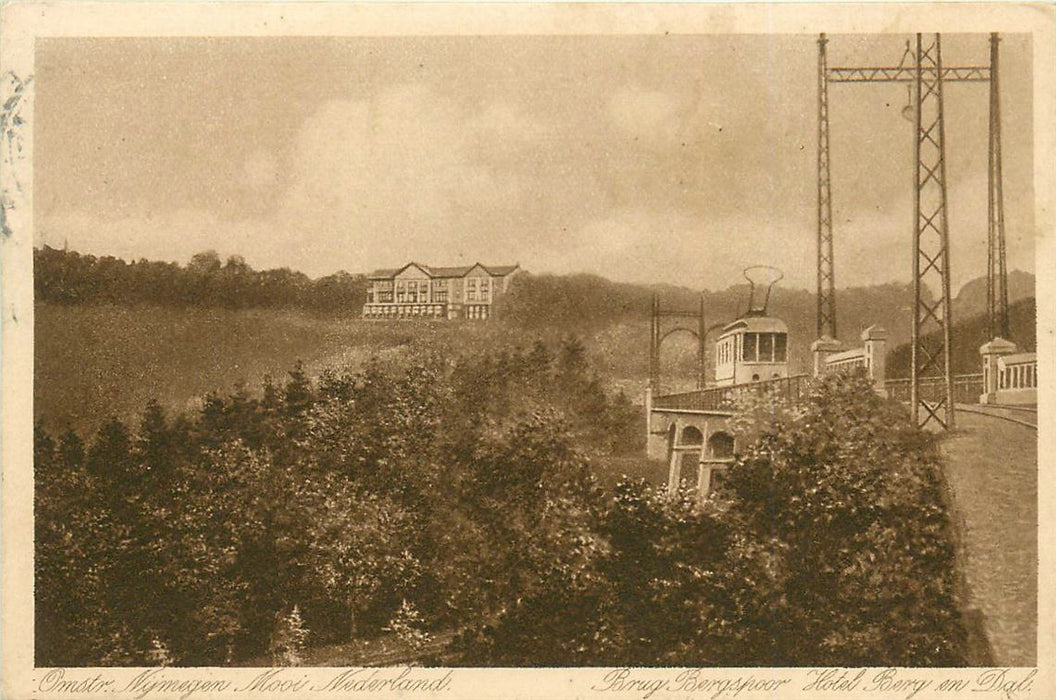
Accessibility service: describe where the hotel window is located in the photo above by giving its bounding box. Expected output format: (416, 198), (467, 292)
(419, 281), (429, 301)
(480, 278), (491, 302)
(407, 282), (418, 303)
(433, 280), (448, 302)
(396, 281), (406, 303)
(367, 289), (375, 303)
(466, 279), (478, 301)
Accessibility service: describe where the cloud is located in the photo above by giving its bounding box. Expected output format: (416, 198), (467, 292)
(36, 87), (567, 277)
(532, 207), (815, 289)
(239, 149), (279, 190)
(278, 86), (530, 242)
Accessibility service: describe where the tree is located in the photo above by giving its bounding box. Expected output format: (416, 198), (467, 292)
(35, 422), (126, 664)
(86, 417), (136, 497)
(188, 250), (222, 274)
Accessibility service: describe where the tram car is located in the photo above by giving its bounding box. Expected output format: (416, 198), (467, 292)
(713, 266), (790, 386)
(714, 315), (789, 386)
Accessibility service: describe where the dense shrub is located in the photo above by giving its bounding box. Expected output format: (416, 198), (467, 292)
(455, 374), (968, 667)
(35, 339), (632, 665)
(36, 344), (966, 666)
(715, 373), (968, 665)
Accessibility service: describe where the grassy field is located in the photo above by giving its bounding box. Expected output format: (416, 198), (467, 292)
(35, 303), (460, 434)
(35, 303), (684, 436)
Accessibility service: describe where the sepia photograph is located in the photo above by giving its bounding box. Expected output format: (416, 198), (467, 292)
(2, 3), (1054, 698)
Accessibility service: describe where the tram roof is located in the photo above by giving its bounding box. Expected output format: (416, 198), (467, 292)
(719, 315), (789, 336)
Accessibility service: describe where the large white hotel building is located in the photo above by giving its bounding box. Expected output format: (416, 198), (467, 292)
(362, 262), (521, 320)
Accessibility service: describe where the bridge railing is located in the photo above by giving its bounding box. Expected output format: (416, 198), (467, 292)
(884, 373), (983, 403)
(653, 373), (811, 412)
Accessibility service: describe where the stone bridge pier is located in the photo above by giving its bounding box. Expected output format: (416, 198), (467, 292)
(646, 401), (737, 501)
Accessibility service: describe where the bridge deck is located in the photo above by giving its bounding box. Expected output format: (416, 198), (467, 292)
(940, 410), (1037, 666)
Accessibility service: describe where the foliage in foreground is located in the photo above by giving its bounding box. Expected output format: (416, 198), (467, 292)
(454, 374), (968, 667)
(37, 353), (967, 666)
(35, 338), (633, 665)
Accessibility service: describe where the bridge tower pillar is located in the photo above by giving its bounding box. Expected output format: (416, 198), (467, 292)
(811, 336), (843, 377)
(862, 325), (889, 393)
(979, 337), (1017, 404)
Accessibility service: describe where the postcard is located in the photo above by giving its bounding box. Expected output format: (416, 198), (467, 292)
(2, 2), (1053, 698)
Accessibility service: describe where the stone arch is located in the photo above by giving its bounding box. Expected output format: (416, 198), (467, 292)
(681, 425), (703, 445)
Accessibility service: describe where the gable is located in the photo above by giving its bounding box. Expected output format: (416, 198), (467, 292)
(463, 263), (491, 278)
(394, 262), (431, 280)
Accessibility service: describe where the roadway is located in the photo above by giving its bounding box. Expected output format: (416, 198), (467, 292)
(940, 406), (1038, 666)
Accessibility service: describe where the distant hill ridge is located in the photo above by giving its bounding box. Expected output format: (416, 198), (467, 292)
(497, 270), (1035, 358)
(36, 246), (1033, 366)
(887, 296), (1037, 378)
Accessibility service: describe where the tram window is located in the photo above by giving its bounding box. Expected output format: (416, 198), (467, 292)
(774, 333), (787, 362)
(742, 333), (757, 362)
(759, 333), (774, 362)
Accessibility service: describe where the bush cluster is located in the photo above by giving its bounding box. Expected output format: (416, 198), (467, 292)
(36, 351), (967, 667)
(454, 374), (968, 667)
(35, 339), (636, 665)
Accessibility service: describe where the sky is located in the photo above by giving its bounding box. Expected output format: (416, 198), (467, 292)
(34, 33), (1035, 292)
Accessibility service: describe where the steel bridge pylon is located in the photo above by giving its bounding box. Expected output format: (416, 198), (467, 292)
(816, 33), (837, 341)
(816, 32), (1009, 430)
(649, 293), (706, 395)
(910, 33), (955, 430)
(987, 32), (1010, 342)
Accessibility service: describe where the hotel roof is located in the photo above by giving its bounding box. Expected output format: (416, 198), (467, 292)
(367, 262), (520, 280)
